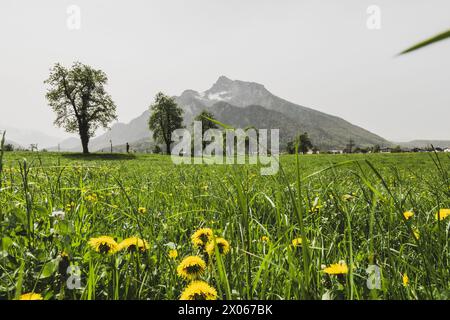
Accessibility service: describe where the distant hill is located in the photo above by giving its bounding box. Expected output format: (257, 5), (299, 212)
(0, 124), (61, 149)
(56, 76), (391, 152)
(56, 111), (151, 152)
(397, 140), (450, 149)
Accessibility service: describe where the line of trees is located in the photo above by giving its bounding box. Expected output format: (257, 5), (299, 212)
(45, 62), (189, 155)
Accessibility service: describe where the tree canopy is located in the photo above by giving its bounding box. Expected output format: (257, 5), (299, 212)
(148, 92), (184, 154)
(194, 110), (219, 134)
(287, 132), (314, 154)
(45, 62), (117, 154)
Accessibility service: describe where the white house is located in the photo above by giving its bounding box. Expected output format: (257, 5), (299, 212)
(444, 148), (450, 153)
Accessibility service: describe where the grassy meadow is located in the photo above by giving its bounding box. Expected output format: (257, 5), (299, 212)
(0, 151), (449, 300)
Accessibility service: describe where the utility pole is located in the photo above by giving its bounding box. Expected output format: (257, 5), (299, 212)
(346, 139), (354, 154)
(110, 140), (113, 153)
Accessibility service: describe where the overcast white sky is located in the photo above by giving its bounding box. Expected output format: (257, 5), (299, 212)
(0, 0), (449, 142)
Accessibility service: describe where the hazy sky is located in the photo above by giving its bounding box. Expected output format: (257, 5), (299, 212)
(0, 0), (449, 142)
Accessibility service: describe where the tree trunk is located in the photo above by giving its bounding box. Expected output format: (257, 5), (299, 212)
(80, 129), (90, 154)
(166, 142), (170, 155)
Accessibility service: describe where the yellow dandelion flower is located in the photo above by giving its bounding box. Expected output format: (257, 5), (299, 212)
(291, 238), (302, 248)
(169, 249), (178, 259)
(309, 204), (323, 213)
(191, 228), (213, 249)
(118, 237), (149, 252)
(66, 202), (75, 210)
(177, 256), (206, 280)
(403, 211), (414, 220)
(402, 273), (409, 287)
(180, 281), (217, 300)
(342, 194), (354, 201)
(88, 236), (118, 254)
(138, 207), (147, 214)
(261, 236), (270, 242)
(323, 261), (349, 275)
(19, 293), (43, 300)
(85, 194), (98, 203)
(436, 208), (450, 221)
(205, 238), (230, 256)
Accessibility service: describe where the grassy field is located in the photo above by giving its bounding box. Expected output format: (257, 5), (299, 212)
(0, 151), (449, 300)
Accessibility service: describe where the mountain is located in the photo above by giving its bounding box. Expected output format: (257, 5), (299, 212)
(57, 76), (390, 152)
(0, 124), (61, 149)
(397, 140), (450, 149)
(174, 76), (389, 149)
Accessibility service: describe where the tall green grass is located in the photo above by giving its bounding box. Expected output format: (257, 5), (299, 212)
(0, 151), (448, 300)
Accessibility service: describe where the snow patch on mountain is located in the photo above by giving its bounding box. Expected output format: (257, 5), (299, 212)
(207, 91), (231, 101)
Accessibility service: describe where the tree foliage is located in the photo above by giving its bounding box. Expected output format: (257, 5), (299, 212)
(45, 62), (117, 154)
(148, 92), (184, 154)
(287, 132), (314, 154)
(194, 110), (219, 134)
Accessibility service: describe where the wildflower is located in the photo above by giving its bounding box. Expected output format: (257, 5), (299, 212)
(261, 236), (270, 242)
(205, 238), (230, 256)
(191, 228), (213, 249)
(177, 256), (207, 280)
(309, 204), (323, 213)
(436, 208), (450, 221)
(118, 237), (149, 252)
(402, 273), (409, 287)
(342, 194), (354, 201)
(323, 261), (349, 275)
(412, 228), (420, 240)
(403, 211), (414, 220)
(180, 281), (217, 300)
(88, 236), (118, 254)
(85, 194), (98, 203)
(19, 293), (43, 300)
(138, 207), (147, 214)
(309, 197), (323, 213)
(291, 238), (302, 248)
(65, 202), (75, 210)
(169, 249), (178, 259)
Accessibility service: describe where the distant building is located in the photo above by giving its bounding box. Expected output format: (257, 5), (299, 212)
(444, 148), (450, 153)
(380, 147), (392, 153)
(329, 149), (343, 154)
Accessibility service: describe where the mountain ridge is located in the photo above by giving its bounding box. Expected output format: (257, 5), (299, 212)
(56, 76), (392, 152)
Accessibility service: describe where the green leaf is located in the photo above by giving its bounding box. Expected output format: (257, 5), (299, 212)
(202, 116), (235, 130)
(399, 29), (450, 55)
(40, 259), (58, 279)
(1, 237), (13, 251)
